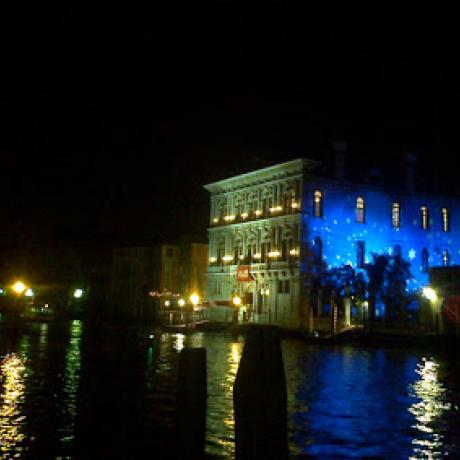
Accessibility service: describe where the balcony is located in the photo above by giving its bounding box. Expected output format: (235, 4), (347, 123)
(210, 203), (301, 227)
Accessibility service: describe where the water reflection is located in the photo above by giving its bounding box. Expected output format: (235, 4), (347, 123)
(205, 335), (243, 458)
(60, 320), (82, 449)
(0, 353), (26, 456)
(409, 358), (451, 458)
(173, 333), (185, 352)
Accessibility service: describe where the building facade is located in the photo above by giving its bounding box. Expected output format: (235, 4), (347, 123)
(111, 241), (208, 321)
(204, 156), (460, 330)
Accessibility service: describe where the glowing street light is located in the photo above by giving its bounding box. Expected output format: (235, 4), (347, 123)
(12, 281), (27, 295)
(422, 287), (437, 302)
(178, 299), (185, 307)
(190, 293), (200, 306)
(233, 296), (242, 307)
(73, 288), (83, 299)
(24, 288), (34, 297)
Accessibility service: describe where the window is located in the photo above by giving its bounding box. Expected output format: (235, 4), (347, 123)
(421, 206), (429, 230)
(394, 244), (402, 258)
(442, 250), (450, 267)
(356, 196), (365, 223)
(421, 248), (429, 274)
(313, 237), (323, 264)
(313, 190), (323, 217)
(278, 280), (291, 294)
(442, 207), (449, 232)
(392, 202), (400, 228)
(357, 241), (365, 268)
(166, 248), (174, 257)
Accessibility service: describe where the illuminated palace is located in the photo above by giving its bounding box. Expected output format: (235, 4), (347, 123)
(204, 151), (460, 330)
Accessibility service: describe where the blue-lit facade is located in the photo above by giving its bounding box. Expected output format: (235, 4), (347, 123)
(205, 157), (460, 330)
(303, 177), (460, 292)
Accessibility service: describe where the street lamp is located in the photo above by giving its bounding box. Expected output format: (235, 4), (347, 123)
(422, 287), (437, 302)
(422, 286), (442, 334)
(74, 288), (83, 299)
(178, 299), (185, 307)
(12, 281), (27, 295)
(190, 293), (200, 306)
(233, 296), (242, 306)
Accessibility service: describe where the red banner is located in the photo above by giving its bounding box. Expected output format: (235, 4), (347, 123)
(237, 265), (253, 282)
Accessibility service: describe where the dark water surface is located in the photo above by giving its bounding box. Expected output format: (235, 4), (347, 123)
(0, 320), (459, 458)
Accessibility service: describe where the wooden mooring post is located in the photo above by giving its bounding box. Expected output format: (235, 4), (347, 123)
(233, 325), (288, 460)
(176, 348), (207, 460)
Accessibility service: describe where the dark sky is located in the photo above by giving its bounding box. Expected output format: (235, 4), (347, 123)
(1, 6), (459, 245)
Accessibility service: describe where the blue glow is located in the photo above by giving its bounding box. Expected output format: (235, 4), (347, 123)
(303, 184), (460, 294)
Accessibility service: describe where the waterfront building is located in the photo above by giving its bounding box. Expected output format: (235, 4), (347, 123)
(204, 151), (460, 330)
(111, 240), (208, 321)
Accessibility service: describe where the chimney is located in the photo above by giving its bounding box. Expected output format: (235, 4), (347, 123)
(403, 152), (417, 191)
(333, 140), (347, 180)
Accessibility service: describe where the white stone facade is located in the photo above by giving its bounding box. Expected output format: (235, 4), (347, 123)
(204, 159), (316, 329)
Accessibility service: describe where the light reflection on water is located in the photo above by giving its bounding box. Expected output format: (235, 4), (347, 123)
(0, 323), (459, 459)
(59, 320), (82, 450)
(0, 353), (26, 456)
(284, 342), (460, 458)
(409, 357), (452, 459)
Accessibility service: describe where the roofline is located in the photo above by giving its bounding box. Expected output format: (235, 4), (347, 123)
(204, 158), (318, 193)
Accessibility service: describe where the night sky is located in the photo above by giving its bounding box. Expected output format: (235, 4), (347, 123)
(2, 7), (459, 246)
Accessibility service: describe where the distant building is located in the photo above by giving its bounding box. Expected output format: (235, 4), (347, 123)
(204, 153), (460, 330)
(110, 240), (208, 321)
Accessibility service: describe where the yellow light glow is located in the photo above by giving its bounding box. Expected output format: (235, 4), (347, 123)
(178, 299), (185, 307)
(422, 287), (437, 302)
(268, 250), (280, 258)
(12, 281), (26, 295)
(255, 210), (262, 216)
(241, 212), (248, 219)
(224, 215), (235, 222)
(209, 257), (217, 263)
(190, 293), (200, 306)
(164, 300), (170, 307)
(233, 296), (242, 306)
(253, 253), (261, 259)
(239, 254), (244, 259)
(222, 255), (234, 262)
(291, 202), (299, 208)
(0, 353), (26, 451)
(269, 206), (283, 213)
(289, 248), (298, 256)
(213, 218), (219, 223)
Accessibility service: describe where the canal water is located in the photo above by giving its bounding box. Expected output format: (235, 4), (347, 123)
(0, 320), (459, 458)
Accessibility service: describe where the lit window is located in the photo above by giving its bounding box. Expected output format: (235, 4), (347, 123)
(357, 241), (365, 268)
(421, 248), (429, 273)
(356, 197), (365, 223)
(392, 202), (400, 228)
(420, 206), (429, 230)
(313, 190), (323, 217)
(442, 250), (450, 267)
(442, 207), (449, 232)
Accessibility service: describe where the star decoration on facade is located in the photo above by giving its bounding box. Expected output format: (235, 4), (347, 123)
(408, 249), (416, 260)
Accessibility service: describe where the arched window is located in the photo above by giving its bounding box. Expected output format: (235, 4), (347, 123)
(313, 237), (323, 264)
(442, 207), (450, 232)
(420, 206), (429, 230)
(357, 241), (365, 268)
(421, 248), (429, 273)
(393, 244), (402, 258)
(356, 196), (365, 223)
(392, 202), (400, 228)
(313, 190), (323, 217)
(442, 250), (450, 267)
